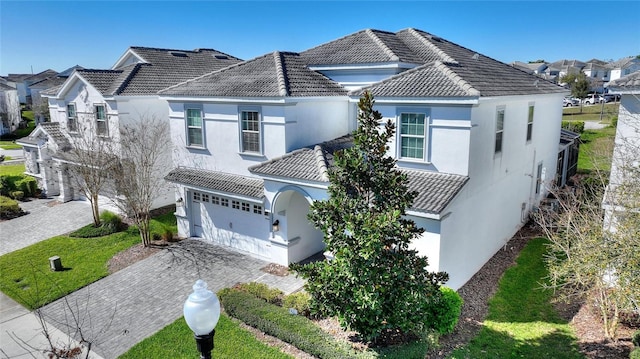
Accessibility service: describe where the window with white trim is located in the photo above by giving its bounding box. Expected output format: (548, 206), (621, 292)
(495, 107), (505, 153)
(399, 112), (426, 159)
(240, 108), (261, 153)
(202, 194), (210, 202)
(212, 196), (220, 205)
(193, 192), (201, 201)
(526, 105), (534, 142)
(220, 198), (229, 207)
(253, 205), (263, 214)
(95, 104), (107, 136)
(241, 202), (250, 212)
(67, 103), (77, 132)
(232, 200), (241, 210)
(186, 107), (204, 147)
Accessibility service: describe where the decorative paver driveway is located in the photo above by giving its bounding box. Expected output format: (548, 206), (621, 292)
(0, 198), (93, 255)
(39, 239), (305, 359)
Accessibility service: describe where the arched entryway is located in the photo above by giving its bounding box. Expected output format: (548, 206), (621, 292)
(271, 187), (325, 264)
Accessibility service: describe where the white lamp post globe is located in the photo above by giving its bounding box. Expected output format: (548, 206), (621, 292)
(183, 279), (220, 336)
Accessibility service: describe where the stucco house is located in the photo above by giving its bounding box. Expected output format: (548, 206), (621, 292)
(0, 83), (21, 135)
(603, 72), (640, 229)
(609, 57), (640, 83)
(5, 69), (58, 105)
(17, 47), (241, 209)
(160, 28), (567, 289)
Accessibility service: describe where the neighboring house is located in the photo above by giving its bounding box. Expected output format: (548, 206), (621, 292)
(603, 72), (640, 229)
(547, 59), (585, 84)
(18, 47), (241, 211)
(609, 57), (640, 82)
(5, 69), (58, 104)
(29, 66), (84, 123)
(511, 61), (548, 75)
(0, 83), (21, 135)
(160, 28), (567, 289)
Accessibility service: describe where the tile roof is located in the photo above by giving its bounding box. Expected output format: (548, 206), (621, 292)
(608, 71), (640, 91)
(0, 83), (15, 91)
(165, 167), (265, 199)
(160, 52), (347, 97)
(18, 122), (72, 150)
(29, 76), (67, 89)
(249, 135), (468, 214)
(64, 47), (242, 97)
(304, 28), (565, 98)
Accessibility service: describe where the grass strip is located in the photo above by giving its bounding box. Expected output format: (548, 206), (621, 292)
(118, 314), (293, 359)
(448, 238), (583, 359)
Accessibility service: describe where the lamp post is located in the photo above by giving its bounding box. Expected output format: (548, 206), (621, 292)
(183, 279), (220, 359)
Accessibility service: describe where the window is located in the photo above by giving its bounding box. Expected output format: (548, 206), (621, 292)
(399, 113), (426, 159)
(95, 104), (107, 136)
(202, 194), (210, 202)
(253, 205), (263, 214)
(536, 163), (544, 195)
(241, 202), (250, 212)
(220, 198), (229, 207)
(495, 107), (505, 153)
(526, 105), (534, 142)
(240, 109), (260, 153)
(193, 192), (201, 201)
(186, 108), (203, 147)
(212, 196), (220, 205)
(67, 103), (77, 132)
(232, 200), (240, 210)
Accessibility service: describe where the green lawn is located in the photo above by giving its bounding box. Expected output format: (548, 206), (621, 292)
(448, 238), (584, 359)
(0, 140), (22, 150)
(0, 163), (25, 176)
(577, 127), (616, 172)
(119, 314), (293, 359)
(0, 213), (177, 310)
(562, 103), (619, 124)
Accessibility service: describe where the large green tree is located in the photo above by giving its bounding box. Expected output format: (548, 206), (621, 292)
(561, 72), (591, 113)
(292, 91), (448, 342)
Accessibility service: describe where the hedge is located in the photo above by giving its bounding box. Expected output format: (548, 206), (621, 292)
(0, 195), (22, 218)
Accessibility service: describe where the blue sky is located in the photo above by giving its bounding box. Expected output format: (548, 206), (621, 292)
(1, 1), (639, 75)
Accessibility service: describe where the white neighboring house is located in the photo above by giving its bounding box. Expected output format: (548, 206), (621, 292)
(17, 47), (241, 211)
(160, 28), (568, 289)
(609, 57), (640, 82)
(603, 72), (640, 228)
(0, 83), (21, 135)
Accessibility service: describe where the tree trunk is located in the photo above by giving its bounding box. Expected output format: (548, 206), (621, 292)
(91, 194), (101, 227)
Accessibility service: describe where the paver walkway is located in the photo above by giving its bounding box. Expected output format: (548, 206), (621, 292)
(0, 198), (93, 255)
(39, 239), (305, 359)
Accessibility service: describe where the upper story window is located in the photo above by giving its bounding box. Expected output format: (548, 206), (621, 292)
(239, 108), (261, 154)
(526, 105), (534, 142)
(67, 103), (77, 133)
(186, 107), (204, 147)
(399, 112), (427, 160)
(495, 107), (505, 153)
(95, 104), (108, 136)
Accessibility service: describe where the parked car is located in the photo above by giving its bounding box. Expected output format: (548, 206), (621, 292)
(582, 93), (604, 105)
(603, 93), (620, 103)
(563, 97), (580, 107)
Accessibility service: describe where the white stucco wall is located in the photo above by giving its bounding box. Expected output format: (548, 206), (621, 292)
(377, 103), (472, 175)
(168, 98), (350, 176)
(436, 93), (564, 289)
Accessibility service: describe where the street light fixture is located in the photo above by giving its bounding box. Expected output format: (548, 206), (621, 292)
(183, 279), (221, 359)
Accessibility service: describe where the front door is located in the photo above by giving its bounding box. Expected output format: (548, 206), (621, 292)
(191, 192), (203, 237)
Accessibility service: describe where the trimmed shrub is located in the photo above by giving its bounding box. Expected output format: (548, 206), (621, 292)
(99, 211), (125, 232)
(15, 177), (37, 197)
(561, 121), (585, 134)
(630, 348), (640, 359)
(235, 282), (283, 305)
(0, 195), (22, 219)
(9, 190), (24, 200)
(283, 291), (311, 316)
(219, 289), (370, 359)
(426, 287), (463, 335)
(69, 224), (117, 238)
(633, 330), (640, 347)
